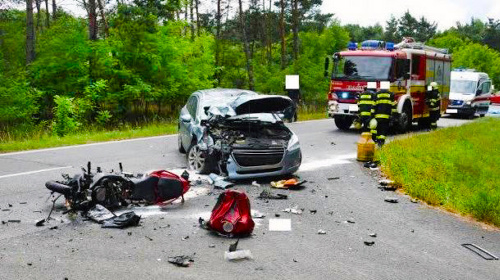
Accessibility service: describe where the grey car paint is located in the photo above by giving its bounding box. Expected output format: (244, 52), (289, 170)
(178, 88), (301, 179)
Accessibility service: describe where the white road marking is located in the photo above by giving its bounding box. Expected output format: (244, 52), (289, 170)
(0, 134), (177, 157)
(299, 153), (357, 172)
(0, 166), (73, 179)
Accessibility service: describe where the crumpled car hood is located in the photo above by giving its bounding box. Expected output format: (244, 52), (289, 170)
(231, 95), (293, 115)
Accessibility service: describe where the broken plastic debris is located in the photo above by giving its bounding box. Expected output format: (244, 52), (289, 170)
(258, 190), (287, 200)
(251, 181), (261, 187)
(379, 179), (394, 186)
(86, 204), (115, 223)
(317, 230), (326, 235)
(35, 219), (46, 227)
(229, 239), (239, 252)
(369, 233), (377, 237)
(384, 197), (399, 203)
(209, 173), (235, 189)
(271, 179), (307, 189)
(224, 250), (253, 261)
(101, 212), (141, 229)
(269, 219), (291, 231)
(282, 207), (303, 215)
(168, 255), (194, 267)
(327, 177), (340, 181)
(364, 241), (375, 246)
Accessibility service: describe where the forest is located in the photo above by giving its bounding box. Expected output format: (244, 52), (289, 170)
(1, 0), (500, 138)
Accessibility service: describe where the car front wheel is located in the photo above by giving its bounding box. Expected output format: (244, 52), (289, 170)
(187, 144), (210, 174)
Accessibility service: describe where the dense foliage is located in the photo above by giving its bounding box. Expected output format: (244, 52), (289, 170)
(1, 1), (500, 137)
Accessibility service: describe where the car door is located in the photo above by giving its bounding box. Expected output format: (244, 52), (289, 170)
(182, 95), (199, 149)
(179, 95), (197, 150)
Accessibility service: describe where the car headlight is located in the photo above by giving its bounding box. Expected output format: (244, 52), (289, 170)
(288, 133), (300, 150)
(465, 101), (472, 105)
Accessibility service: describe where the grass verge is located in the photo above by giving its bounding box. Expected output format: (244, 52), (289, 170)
(379, 117), (500, 226)
(0, 108), (327, 153)
(0, 122), (178, 153)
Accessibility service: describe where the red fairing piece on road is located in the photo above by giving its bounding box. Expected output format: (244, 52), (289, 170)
(208, 190), (255, 237)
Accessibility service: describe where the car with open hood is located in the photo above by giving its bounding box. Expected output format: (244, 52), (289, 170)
(178, 89), (302, 179)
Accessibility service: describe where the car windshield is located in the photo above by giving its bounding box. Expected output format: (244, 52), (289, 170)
(451, 80), (477, 94)
(336, 56), (392, 81)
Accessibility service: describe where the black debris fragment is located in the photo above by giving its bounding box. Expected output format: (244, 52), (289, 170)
(7, 220), (20, 223)
(309, 209), (317, 214)
(229, 239), (239, 252)
(317, 230), (326, 235)
(35, 219), (46, 227)
(49, 226), (58, 230)
(168, 255), (194, 267)
(384, 197), (399, 203)
(209, 244), (216, 248)
(369, 233), (377, 238)
(346, 219), (355, 224)
(145, 236), (153, 241)
(275, 214), (281, 217)
(19, 202), (27, 205)
(101, 212), (141, 229)
(2, 209), (10, 212)
(364, 241), (375, 246)
(258, 190), (287, 200)
(327, 177), (340, 181)
(8, 204), (12, 207)
(181, 236), (189, 241)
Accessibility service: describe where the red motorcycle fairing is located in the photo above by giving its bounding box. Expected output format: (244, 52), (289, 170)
(208, 190), (254, 236)
(130, 170), (190, 204)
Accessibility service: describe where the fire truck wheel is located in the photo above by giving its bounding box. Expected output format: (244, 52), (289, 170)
(397, 104), (412, 132)
(334, 116), (354, 131)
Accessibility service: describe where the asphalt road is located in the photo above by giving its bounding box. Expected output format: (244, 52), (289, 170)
(0, 115), (499, 280)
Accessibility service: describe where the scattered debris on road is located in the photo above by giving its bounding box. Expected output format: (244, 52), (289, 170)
(282, 206), (303, 215)
(364, 241), (375, 246)
(369, 233), (377, 238)
(251, 181), (261, 187)
(462, 243), (499, 260)
(258, 189), (288, 200)
(327, 177), (340, 181)
(101, 212), (141, 229)
(317, 230), (326, 235)
(225, 249), (253, 261)
(209, 173), (235, 189)
(168, 255), (194, 267)
(271, 178), (307, 189)
(384, 197), (399, 203)
(229, 239), (239, 252)
(346, 219), (355, 224)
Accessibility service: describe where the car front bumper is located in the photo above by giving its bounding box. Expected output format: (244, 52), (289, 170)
(226, 147), (302, 180)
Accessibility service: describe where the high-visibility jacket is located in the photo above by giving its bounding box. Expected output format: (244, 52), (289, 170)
(372, 90), (397, 119)
(426, 89), (441, 111)
(358, 90), (375, 117)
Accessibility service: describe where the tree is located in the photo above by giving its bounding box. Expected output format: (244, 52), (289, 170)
(398, 11), (418, 38)
(44, 0), (49, 27)
(52, 0), (56, 20)
(384, 15), (398, 42)
(291, 0), (299, 60)
(97, 0), (108, 38)
(26, 0), (36, 64)
(279, 0), (285, 69)
(483, 18), (500, 51)
(238, 0), (254, 89)
(415, 16), (436, 42)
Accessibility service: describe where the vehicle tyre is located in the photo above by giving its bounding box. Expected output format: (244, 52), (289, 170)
(187, 143), (211, 174)
(334, 116), (353, 131)
(418, 117), (431, 129)
(178, 134), (186, 153)
(480, 113), (486, 117)
(397, 103), (412, 132)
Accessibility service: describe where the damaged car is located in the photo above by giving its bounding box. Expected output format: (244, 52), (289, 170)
(178, 89), (302, 179)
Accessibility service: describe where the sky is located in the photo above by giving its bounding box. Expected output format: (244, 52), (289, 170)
(321, 0), (500, 30)
(4, 0), (499, 30)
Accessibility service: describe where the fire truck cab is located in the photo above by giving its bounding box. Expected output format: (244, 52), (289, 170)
(326, 38), (452, 131)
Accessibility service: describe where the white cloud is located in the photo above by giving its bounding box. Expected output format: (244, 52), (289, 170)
(321, 0), (500, 30)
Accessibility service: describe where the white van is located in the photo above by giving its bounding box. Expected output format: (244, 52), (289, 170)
(446, 69), (492, 118)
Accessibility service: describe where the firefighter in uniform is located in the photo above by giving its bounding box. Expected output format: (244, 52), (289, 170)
(426, 82), (441, 130)
(372, 81), (397, 146)
(357, 82), (376, 132)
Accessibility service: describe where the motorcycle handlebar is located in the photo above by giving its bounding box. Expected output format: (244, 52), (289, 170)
(45, 181), (73, 196)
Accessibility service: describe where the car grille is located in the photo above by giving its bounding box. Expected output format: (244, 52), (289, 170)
(232, 148), (285, 167)
(450, 99), (464, 106)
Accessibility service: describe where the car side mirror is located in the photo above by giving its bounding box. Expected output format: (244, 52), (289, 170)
(181, 114), (192, 123)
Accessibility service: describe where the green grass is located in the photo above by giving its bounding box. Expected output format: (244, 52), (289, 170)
(379, 117), (500, 226)
(0, 122), (178, 153)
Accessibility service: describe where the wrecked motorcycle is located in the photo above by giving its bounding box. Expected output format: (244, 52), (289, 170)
(45, 162), (190, 211)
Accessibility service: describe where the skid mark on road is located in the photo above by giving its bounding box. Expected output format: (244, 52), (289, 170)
(299, 153), (356, 172)
(0, 166), (73, 180)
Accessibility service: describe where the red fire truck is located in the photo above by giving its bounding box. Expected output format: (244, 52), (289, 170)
(325, 38), (452, 131)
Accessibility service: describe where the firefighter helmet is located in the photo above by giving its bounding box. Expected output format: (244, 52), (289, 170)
(430, 82), (438, 90)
